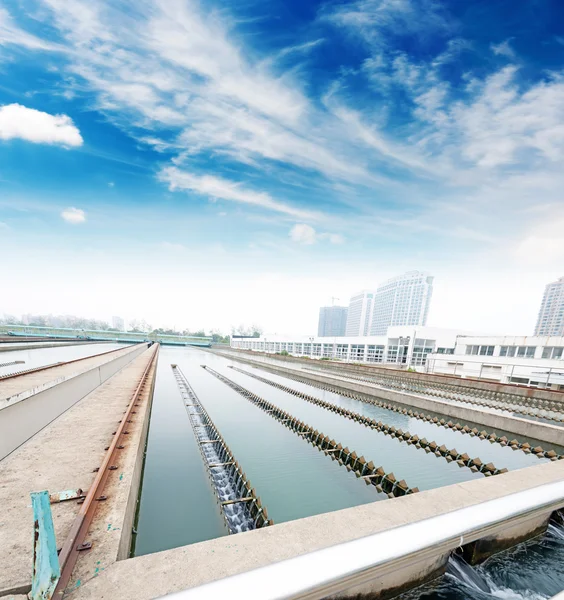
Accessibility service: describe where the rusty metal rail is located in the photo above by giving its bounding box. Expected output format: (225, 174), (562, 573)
(202, 366), (418, 498)
(53, 343), (159, 597)
(0, 344), (140, 383)
(228, 366), (505, 477)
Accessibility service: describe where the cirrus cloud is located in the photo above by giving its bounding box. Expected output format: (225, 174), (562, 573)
(0, 103), (83, 147)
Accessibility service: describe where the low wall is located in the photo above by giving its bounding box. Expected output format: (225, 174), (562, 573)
(0, 341), (108, 353)
(68, 460), (564, 600)
(118, 347), (160, 561)
(0, 343), (148, 460)
(224, 349), (564, 404)
(225, 353), (564, 448)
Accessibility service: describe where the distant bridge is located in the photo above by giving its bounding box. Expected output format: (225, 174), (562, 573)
(0, 324), (212, 347)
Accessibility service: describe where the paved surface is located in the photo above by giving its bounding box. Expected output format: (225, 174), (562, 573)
(67, 460), (564, 600)
(0, 346), (157, 597)
(0, 344), (140, 401)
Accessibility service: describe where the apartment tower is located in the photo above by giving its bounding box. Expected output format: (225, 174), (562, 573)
(535, 276), (564, 336)
(370, 271), (434, 336)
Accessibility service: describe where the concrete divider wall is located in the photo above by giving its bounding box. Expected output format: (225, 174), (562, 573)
(66, 460), (564, 600)
(226, 354), (564, 449)
(0, 343), (149, 460)
(118, 346), (160, 561)
(223, 349), (564, 404)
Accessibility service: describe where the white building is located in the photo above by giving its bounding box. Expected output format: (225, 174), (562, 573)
(345, 290), (375, 336)
(370, 271), (434, 336)
(318, 306), (348, 337)
(231, 326), (459, 368)
(230, 328), (564, 390)
(427, 335), (564, 389)
(534, 276), (564, 336)
(112, 316), (125, 331)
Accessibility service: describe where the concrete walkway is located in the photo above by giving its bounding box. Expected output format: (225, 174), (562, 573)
(0, 346), (157, 597)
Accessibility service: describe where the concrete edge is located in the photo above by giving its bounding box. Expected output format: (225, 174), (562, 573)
(117, 346), (160, 560)
(68, 460), (564, 600)
(0, 344), (149, 461)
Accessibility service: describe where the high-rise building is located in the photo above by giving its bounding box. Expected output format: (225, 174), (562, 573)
(534, 276), (564, 336)
(370, 271), (434, 336)
(112, 316), (125, 331)
(345, 291), (376, 336)
(318, 306), (348, 337)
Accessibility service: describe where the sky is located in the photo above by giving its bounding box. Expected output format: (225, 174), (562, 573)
(1, 0), (563, 336)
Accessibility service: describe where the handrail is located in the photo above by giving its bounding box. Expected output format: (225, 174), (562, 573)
(159, 479), (564, 600)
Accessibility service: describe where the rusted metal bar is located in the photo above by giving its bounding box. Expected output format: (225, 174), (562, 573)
(49, 489), (84, 504)
(221, 497), (254, 506)
(53, 344), (159, 598)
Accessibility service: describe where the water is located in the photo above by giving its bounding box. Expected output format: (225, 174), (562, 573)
(133, 350), (227, 556)
(241, 367), (549, 472)
(172, 367), (254, 533)
(0, 342), (125, 376)
(134, 347), (383, 556)
(224, 366), (483, 492)
(400, 522), (564, 599)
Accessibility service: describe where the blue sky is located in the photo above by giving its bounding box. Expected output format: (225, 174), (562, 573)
(1, 0), (563, 334)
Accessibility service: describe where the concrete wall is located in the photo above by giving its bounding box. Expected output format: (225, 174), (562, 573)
(0, 343), (149, 460)
(67, 460), (564, 600)
(225, 353), (564, 449)
(117, 347), (160, 561)
(222, 348), (564, 405)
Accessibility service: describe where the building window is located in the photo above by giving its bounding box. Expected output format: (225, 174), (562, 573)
(542, 346), (563, 359)
(336, 344), (349, 359)
(303, 343), (312, 355)
(367, 345), (384, 362)
(295, 343), (303, 354)
(517, 346), (536, 358)
(312, 343), (322, 356)
(350, 344), (365, 361)
(478, 345), (494, 356)
(322, 344), (333, 358)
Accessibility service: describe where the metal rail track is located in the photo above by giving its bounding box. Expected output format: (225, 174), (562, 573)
(172, 365), (272, 532)
(202, 366), (418, 498)
(228, 366), (505, 477)
(53, 344), (159, 597)
(0, 344), (140, 383)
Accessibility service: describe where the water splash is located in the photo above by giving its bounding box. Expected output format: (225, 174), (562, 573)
(446, 555), (549, 600)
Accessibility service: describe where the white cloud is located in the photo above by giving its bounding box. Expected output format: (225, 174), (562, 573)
(289, 224), (345, 245)
(159, 166), (319, 220)
(61, 207), (86, 224)
(513, 214), (564, 267)
(108, 182), (115, 187)
(491, 39), (515, 59)
(290, 223), (317, 245)
(0, 8), (61, 51)
(161, 241), (186, 251)
(0, 104), (83, 147)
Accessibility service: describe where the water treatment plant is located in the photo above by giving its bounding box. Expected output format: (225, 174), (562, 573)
(1, 338), (564, 600)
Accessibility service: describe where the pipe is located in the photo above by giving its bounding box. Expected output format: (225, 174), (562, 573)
(158, 479), (564, 600)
